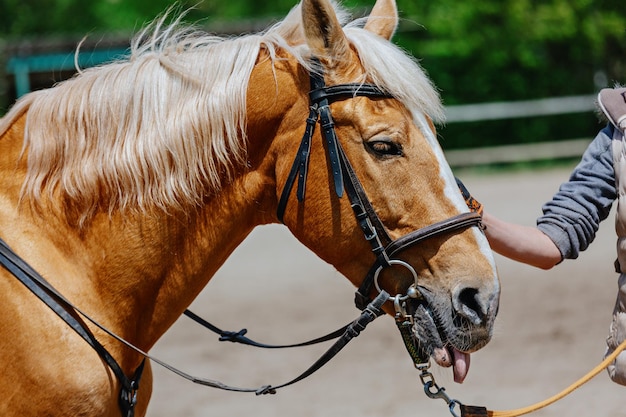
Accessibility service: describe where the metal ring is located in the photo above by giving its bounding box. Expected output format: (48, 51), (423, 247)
(373, 259), (419, 293)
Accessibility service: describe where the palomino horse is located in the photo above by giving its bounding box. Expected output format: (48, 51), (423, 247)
(0, 0), (499, 415)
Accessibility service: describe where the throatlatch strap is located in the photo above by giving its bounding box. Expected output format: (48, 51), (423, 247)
(276, 65), (326, 223)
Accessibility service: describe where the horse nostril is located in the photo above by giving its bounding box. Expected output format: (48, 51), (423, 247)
(453, 287), (485, 325)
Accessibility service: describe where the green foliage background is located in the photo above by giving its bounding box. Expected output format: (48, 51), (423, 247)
(1, 0), (625, 149)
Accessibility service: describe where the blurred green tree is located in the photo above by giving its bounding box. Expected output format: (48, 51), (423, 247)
(1, 0), (624, 148)
(395, 0), (626, 147)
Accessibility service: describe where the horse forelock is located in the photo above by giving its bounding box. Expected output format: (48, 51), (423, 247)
(0, 1), (443, 225)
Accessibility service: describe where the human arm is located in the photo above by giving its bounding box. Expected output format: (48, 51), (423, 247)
(456, 177), (561, 268)
(457, 125), (616, 269)
(482, 211), (562, 270)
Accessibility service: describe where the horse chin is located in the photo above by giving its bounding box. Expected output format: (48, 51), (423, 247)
(411, 292), (493, 383)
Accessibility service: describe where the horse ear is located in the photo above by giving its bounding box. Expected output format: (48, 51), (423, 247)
(363, 0), (398, 40)
(302, 0), (351, 67)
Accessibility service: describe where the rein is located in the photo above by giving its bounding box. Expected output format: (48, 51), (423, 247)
(0, 234), (391, 398)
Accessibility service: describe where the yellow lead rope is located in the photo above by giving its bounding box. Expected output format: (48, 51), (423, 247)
(485, 338), (626, 417)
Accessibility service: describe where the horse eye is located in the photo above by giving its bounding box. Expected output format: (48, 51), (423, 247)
(366, 139), (403, 157)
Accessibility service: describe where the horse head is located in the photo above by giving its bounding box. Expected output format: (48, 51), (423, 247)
(250, 0), (500, 382)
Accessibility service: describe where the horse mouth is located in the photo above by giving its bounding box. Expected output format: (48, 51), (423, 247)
(411, 289), (493, 383)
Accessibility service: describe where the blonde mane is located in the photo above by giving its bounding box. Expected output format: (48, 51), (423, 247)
(0, 1), (443, 222)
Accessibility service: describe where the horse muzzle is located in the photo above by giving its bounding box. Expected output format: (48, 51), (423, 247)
(404, 283), (499, 383)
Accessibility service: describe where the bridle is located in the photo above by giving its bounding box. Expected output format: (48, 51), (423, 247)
(274, 61), (488, 416)
(276, 58), (483, 326)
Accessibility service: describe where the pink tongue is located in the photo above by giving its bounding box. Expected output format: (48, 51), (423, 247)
(452, 348), (471, 384)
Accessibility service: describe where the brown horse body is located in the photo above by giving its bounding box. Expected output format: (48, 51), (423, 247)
(0, 1), (499, 415)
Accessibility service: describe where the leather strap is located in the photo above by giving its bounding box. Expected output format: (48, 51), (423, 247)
(276, 73), (323, 223)
(309, 83), (390, 104)
(183, 309), (350, 349)
(276, 65), (394, 265)
(355, 212), (483, 310)
(0, 236), (389, 397)
(276, 69), (391, 223)
(146, 290), (391, 395)
(254, 290), (389, 395)
(460, 405), (489, 417)
(0, 238), (145, 417)
(315, 87), (392, 265)
(385, 212), (483, 258)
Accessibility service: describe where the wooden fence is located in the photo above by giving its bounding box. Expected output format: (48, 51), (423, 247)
(443, 94), (598, 167)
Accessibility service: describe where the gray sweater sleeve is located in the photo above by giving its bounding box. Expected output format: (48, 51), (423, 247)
(537, 125), (616, 259)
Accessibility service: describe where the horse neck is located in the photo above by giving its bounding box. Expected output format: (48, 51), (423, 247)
(128, 55), (306, 347)
(0, 53), (305, 354)
(94, 187), (263, 348)
(105, 64), (306, 348)
(0, 135), (263, 352)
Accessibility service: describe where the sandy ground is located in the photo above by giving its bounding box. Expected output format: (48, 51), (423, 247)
(148, 164), (626, 417)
